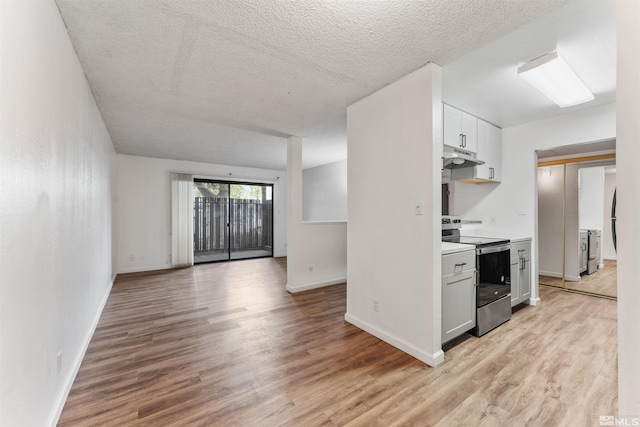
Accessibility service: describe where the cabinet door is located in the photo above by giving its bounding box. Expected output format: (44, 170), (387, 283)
(443, 104), (463, 150)
(460, 111), (478, 153)
(475, 120), (501, 182)
(579, 234), (588, 272)
(487, 124), (502, 182)
(520, 255), (531, 302)
(442, 270), (476, 344)
(510, 256), (520, 307)
(475, 120), (491, 180)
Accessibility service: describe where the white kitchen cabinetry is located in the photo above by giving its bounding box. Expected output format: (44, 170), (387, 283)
(451, 119), (502, 183)
(443, 104), (478, 153)
(579, 230), (588, 273)
(510, 239), (531, 307)
(476, 120), (502, 182)
(442, 249), (476, 344)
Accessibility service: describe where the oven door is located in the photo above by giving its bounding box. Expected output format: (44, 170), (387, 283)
(476, 244), (511, 307)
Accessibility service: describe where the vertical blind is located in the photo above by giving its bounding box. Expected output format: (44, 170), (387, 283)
(171, 172), (194, 268)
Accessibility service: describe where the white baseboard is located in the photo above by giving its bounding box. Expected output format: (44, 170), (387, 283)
(528, 297), (541, 306)
(286, 277), (346, 293)
(48, 273), (115, 427)
(344, 312), (444, 367)
(564, 274), (581, 282)
(598, 263), (605, 269)
(117, 264), (170, 274)
(539, 270), (563, 278)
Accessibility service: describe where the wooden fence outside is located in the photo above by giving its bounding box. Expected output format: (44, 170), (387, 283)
(194, 197), (273, 253)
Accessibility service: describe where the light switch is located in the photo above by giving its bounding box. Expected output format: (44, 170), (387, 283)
(415, 201), (423, 215)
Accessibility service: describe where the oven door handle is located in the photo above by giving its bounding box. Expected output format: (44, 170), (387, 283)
(477, 244), (511, 255)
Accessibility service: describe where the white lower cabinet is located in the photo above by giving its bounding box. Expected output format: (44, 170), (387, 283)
(442, 249), (476, 344)
(510, 239), (531, 307)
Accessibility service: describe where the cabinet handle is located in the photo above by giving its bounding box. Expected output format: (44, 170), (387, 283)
(454, 262), (467, 273)
(490, 167), (494, 179)
(459, 134), (464, 147)
(462, 134), (467, 147)
(520, 258), (525, 270)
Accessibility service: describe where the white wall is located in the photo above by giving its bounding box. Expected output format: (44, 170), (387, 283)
(116, 154), (287, 273)
(579, 167), (605, 231)
(346, 64), (443, 366)
(602, 168), (617, 260)
(576, 165), (607, 269)
(616, 0), (640, 416)
(302, 159), (347, 221)
(537, 165), (565, 278)
(286, 137), (347, 293)
(0, 2), (116, 426)
(453, 103), (616, 304)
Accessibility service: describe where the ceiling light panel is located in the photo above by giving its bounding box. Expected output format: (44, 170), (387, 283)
(518, 51), (594, 108)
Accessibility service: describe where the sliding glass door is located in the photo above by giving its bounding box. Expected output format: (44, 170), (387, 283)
(193, 180), (273, 263)
(229, 183), (273, 260)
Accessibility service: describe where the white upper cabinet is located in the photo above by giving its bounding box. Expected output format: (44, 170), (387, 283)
(443, 104), (478, 153)
(444, 108), (502, 184)
(475, 119), (502, 182)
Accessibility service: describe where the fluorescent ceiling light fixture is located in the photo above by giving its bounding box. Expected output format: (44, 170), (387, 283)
(518, 51), (594, 108)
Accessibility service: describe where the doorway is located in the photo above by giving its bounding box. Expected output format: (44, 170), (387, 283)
(193, 179), (273, 263)
(537, 147), (617, 299)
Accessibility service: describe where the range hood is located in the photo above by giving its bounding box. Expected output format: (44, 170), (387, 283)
(442, 146), (484, 169)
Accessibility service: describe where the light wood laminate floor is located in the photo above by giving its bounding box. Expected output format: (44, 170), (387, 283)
(59, 257), (617, 426)
(540, 259), (617, 297)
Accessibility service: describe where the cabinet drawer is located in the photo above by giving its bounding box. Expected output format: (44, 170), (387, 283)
(442, 250), (475, 275)
(511, 240), (531, 257)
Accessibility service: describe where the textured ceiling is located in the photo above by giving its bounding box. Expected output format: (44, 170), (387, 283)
(443, 0), (616, 128)
(55, 0), (596, 170)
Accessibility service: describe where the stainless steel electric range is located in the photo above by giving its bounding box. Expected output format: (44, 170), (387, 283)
(442, 216), (511, 336)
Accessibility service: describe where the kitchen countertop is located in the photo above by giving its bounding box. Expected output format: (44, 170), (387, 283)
(442, 241), (476, 255)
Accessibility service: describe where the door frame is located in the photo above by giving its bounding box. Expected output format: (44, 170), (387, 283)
(193, 178), (274, 263)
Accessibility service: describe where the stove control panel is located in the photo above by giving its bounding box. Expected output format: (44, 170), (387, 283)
(442, 216), (462, 230)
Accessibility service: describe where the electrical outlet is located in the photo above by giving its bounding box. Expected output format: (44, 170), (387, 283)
(373, 300), (379, 312)
(56, 352), (62, 375)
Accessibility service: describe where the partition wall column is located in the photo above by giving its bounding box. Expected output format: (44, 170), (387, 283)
(286, 136), (302, 291)
(616, 0), (640, 416)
